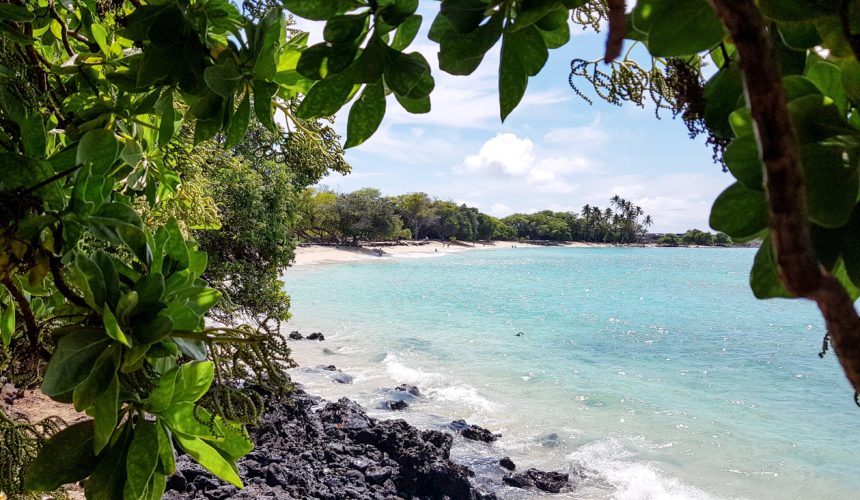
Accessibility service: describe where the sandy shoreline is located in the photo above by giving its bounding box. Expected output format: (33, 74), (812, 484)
(291, 240), (614, 266)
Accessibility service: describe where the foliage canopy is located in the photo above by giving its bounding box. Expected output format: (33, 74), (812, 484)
(2, 0), (860, 497)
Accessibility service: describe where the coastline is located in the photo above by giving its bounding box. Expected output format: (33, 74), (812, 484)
(292, 241), (617, 266)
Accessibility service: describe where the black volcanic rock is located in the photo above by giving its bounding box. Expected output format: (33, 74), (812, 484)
(385, 400), (409, 411)
(503, 468), (569, 493)
(307, 332), (325, 341)
(164, 389), (495, 499)
(449, 419), (500, 443)
(288, 331), (303, 340)
(499, 457), (516, 471)
(395, 384), (421, 397)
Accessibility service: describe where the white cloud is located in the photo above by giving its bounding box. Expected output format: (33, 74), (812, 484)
(489, 203), (513, 216)
(457, 133), (591, 192)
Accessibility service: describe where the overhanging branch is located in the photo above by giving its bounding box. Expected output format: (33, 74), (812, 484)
(710, 0), (860, 396)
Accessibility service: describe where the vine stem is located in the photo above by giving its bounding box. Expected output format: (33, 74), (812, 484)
(709, 0), (860, 395)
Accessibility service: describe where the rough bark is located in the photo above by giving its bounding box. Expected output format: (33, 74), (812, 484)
(710, 0), (860, 396)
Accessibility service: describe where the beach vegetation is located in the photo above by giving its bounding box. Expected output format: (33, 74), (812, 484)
(1, 0), (860, 498)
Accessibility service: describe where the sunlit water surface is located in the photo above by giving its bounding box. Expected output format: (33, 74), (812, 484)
(282, 247), (859, 499)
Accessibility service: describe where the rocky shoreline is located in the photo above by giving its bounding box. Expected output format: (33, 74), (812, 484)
(164, 385), (575, 499)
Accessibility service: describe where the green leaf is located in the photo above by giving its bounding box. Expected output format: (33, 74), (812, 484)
(750, 236), (794, 299)
(173, 286), (221, 315)
(75, 253), (107, 312)
(24, 420), (98, 491)
(91, 23), (110, 54)
(210, 417), (253, 460)
(782, 74), (823, 100)
(392, 14), (421, 50)
(842, 58), (860, 104)
(93, 250), (120, 309)
(709, 182), (769, 239)
(72, 344), (121, 411)
(125, 421), (160, 500)
(133, 313), (174, 345)
(85, 427), (130, 500)
(0, 4), (35, 22)
(163, 218), (190, 273)
(801, 143), (859, 228)
(225, 92), (251, 148)
(157, 91), (178, 146)
(805, 54), (848, 113)
(156, 422), (177, 475)
(436, 11), (504, 76)
(703, 65), (743, 139)
(162, 402), (218, 437)
(385, 51), (435, 99)
(134, 272), (166, 309)
(499, 26), (548, 121)
(646, 0), (725, 57)
(395, 93), (431, 113)
(252, 80), (279, 132)
(76, 129), (120, 173)
(723, 136), (763, 190)
(147, 368), (178, 413)
(778, 21), (822, 49)
(282, 0), (361, 20)
(324, 14), (368, 44)
(439, 0), (489, 33)
(760, 0), (837, 22)
(345, 83), (386, 148)
(173, 337), (207, 360)
(1, 300), (14, 347)
(296, 73), (356, 119)
(513, 0), (566, 30)
(92, 374), (120, 454)
(537, 16), (571, 49)
(787, 94), (855, 144)
(173, 361), (215, 403)
(175, 433), (243, 487)
(103, 307), (131, 347)
(254, 10), (285, 81)
(204, 59), (244, 98)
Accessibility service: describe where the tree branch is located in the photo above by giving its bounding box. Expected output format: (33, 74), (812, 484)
(710, 0), (860, 396)
(1, 276), (39, 352)
(48, 254), (88, 309)
(604, 0), (626, 63)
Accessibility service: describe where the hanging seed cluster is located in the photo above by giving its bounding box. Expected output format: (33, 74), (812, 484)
(569, 55), (728, 166)
(571, 0), (609, 32)
(0, 414), (65, 497)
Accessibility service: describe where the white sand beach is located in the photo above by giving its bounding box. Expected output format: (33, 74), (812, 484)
(292, 241), (613, 266)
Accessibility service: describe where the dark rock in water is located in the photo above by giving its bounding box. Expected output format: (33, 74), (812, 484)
(288, 331), (303, 340)
(307, 332), (325, 341)
(539, 432), (563, 448)
(503, 468), (569, 493)
(515, 332), (524, 337)
(331, 372), (353, 384)
(499, 457), (516, 471)
(322, 348), (337, 355)
(449, 419), (500, 443)
(385, 400), (409, 411)
(395, 384), (421, 397)
(319, 364), (337, 371)
(164, 389), (494, 499)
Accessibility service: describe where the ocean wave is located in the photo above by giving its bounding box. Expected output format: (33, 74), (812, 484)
(567, 438), (717, 500)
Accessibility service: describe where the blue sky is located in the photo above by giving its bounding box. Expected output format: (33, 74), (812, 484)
(293, 9), (734, 233)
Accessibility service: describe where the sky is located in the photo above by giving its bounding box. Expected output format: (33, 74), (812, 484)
(292, 8), (735, 233)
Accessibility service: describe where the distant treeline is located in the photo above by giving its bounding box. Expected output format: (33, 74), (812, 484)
(295, 189), (654, 244)
(656, 229), (734, 246)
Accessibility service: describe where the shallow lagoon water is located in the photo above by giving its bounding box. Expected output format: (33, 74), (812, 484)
(283, 247), (859, 499)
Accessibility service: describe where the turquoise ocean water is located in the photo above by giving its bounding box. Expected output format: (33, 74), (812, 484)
(282, 247), (860, 499)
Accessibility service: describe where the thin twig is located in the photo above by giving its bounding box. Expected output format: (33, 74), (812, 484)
(47, 0), (76, 57)
(48, 254), (88, 309)
(1, 276), (40, 352)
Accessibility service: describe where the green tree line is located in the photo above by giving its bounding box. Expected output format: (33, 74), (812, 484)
(657, 230), (733, 247)
(295, 189), (654, 244)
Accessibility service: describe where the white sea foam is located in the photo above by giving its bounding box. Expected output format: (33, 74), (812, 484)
(567, 438), (718, 500)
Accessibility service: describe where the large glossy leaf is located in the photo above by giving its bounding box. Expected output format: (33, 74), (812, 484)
(125, 421), (160, 500)
(723, 136), (763, 191)
(646, 0), (725, 56)
(24, 421), (98, 491)
(172, 361), (215, 404)
(709, 182), (769, 240)
(703, 66), (743, 139)
(345, 83), (386, 148)
(76, 129), (120, 174)
(72, 344), (121, 411)
(801, 144), (858, 228)
(296, 73), (355, 119)
(175, 433), (243, 487)
(43, 329), (110, 402)
(92, 374), (120, 454)
(282, 0), (361, 20)
(750, 236), (794, 299)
